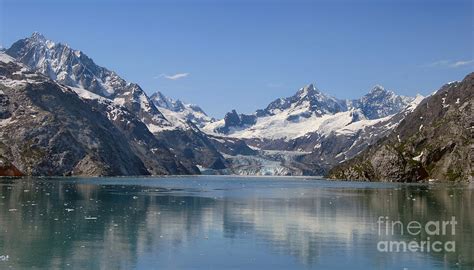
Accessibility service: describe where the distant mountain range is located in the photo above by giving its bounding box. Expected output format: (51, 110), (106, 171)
(0, 33), (471, 181)
(201, 83), (423, 174)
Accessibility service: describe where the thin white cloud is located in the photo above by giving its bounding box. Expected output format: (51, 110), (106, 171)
(421, 59), (473, 68)
(422, 60), (450, 68)
(450, 60), (474, 68)
(155, 73), (189, 80)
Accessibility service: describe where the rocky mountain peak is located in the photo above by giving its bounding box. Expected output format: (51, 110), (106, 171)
(30, 32), (47, 43)
(225, 110), (240, 126)
(6, 33), (122, 97)
(365, 85), (398, 99)
(214, 109), (257, 134)
(296, 84), (318, 97)
(264, 83), (346, 116)
(369, 84), (386, 93)
(26, 32), (58, 51)
(150, 91), (213, 128)
(5, 33), (175, 132)
(150, 91), (175, 110)
(350, 86), (416, 119)
(151, 91), (203, 114)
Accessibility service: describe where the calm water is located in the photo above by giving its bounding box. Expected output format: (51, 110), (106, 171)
(0, 176), (472, 269)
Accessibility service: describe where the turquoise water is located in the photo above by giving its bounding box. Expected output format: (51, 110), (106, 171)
(0, 176), (472, 269)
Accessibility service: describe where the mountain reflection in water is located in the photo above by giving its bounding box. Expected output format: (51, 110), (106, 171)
(0, 176), (472, 269)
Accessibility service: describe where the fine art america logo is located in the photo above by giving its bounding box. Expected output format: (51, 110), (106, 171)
(377, 216), (457, 253)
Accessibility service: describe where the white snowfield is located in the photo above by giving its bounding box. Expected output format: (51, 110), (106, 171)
(150, 91), (214, 128)
(70, 86), (110, 103)
(70, 86), (186, 132)
(154, 107), (195, 129)
(203, 94), (424, 141)
(406, 94), (425, 112)
(0, 52), (14, 63)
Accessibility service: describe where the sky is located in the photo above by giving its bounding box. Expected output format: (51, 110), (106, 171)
(0, 0), (473, 118)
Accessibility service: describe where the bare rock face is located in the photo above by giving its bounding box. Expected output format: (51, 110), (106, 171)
(207, 135), (258, 157)
(328, 73), (474, 182)
(368, 145), (414, 181)
(0, 156), (23, 176)
(216, 110), (257, 134)
(154, 124), (228, 171)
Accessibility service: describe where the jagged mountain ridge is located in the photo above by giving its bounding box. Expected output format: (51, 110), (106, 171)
(6, 32), (173, 132)
(150, 91), (214, 128)
(350, 85), (415, 119)
(328, 73), (474, 182)
(6, 33), (228, 171)
(0, 53), (194, 176)
(204, 84), (416, 139)
(264, 84), (348, 117)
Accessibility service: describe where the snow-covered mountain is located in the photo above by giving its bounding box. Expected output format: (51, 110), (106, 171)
(202, 83), (423, 173)
(349, 85), (416, 119)
(0, 52), (196, 176)
(5, 33), (228, 172)
(8, 32), (122, 97)
(6, 32), (176, 132)
(150, 91), (214, 128)
(204, 83), (418, 141)
(264, 84), (347, 117)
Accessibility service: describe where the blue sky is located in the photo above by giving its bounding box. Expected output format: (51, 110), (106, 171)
(0, 0), (472, 117)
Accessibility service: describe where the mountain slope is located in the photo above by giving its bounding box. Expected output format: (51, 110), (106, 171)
(6, 32), (173, 132)
(328, 73), (474, 182)
(0, 53), (192, 176)
(6, 33), (227, 171)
